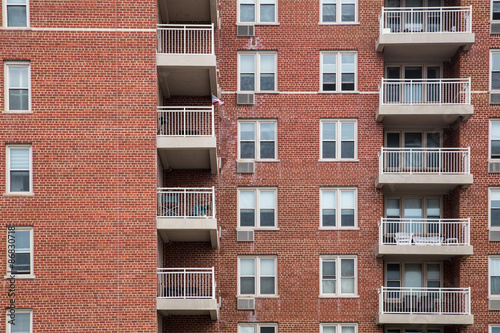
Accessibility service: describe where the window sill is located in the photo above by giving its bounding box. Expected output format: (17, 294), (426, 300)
(319, 295), (359, 298)
(238, 159), (280, 163)
(318, 22), (360, 26)
(319, 227), (360, 231)
(4, 192), (34, 197)
(237, 295), (279, 299)
(5, 274), (35, 279)
(236, 23), (280, 26)
(237, 227), (280, 231)
(318, 159), (359, 162)
(3, 110), (33, 114)
(2, 27), (31, 31)
(238, 91), (279, 94)
(319, 91), (359, 94)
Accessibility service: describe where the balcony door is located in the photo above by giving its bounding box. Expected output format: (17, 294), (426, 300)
(385, 197), (441, 236)
(386, 262), (441, 292)
(385, 65), (441, 104)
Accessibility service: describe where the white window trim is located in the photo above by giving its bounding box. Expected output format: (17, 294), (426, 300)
(238, 255), (278, 297)
(238, 119), (278, 162)
(237, 0), (278, 25)
(4, 61), (31, 113)
(238, 323), (278, 332)
(319, 187), (358, 230)
(384, 327), (443, 333)
(238, 51), (278, 93)
(320, 323), (358, 333)
(6, 144), (33, 196)
(491, 324), (500, 333)
(5, 226), (34, 279)
(2, 0), (30, 29)
(489, 188), (500, 231)
(491, 50), (500, 92)
(320, 51), (358, 93)
(319, 119), (358, 162)
(6, 308), (32, 333)
(384, 261), (442, 288)
(319, 0), (359, 25)
(490, 256), (500, 299)
(319, 255), (358, 297)
(237, 187), (278, 230)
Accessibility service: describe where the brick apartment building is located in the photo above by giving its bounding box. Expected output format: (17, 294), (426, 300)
(0, 0), (500, 332)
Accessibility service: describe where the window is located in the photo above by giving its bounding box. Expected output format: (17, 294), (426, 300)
(320, 188), (357, 229)
(492, 51), (500, 92)
(491, 325), (500, 333)
(239, 52), (277, 92)
(320, 0), (357, 23)
(320, 119), (357, 160)
(6, 309), (32, 333)
(321, 52), (357, 92)
(490, 257), (500, 298)
(7, 226), (33, 276)
(384, 196), (442, 234)
(321, 323), (358, 333)
(238, 323), (277, 333)
(494, 0), (500, 20)
(490, 189), (500, 229)
(320, 256), (357, 297)
(238, 0), (277, 24)
(385, 262), (441, 290)
(238, 256), (277, 297)
(6, 145), (32, 194)
(5, 62), (30, 112)
(4, 0), (28, 28)
(239, 120), (277, 160)
(238, 188), (277, 228)
(491, 120), (500, 160)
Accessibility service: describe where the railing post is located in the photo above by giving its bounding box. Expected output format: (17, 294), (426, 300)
(212, 186), (216, 218)
(379, 218), (383, 245)
(211, 23), (215, 55)
(409, 288), (413, 314)
(380, 78), (384, 106)
(379, 287), (383, 314)
(379, 148), (383, 175)
(211, 267), (215, 299)
(183, 189), (187, 218)
(211, 105), (215, 137)
(183, 268), (187, 299)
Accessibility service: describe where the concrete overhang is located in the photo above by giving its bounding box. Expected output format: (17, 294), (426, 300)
(375, 174), (473, 193)
(376, 313), (473, 326)
(157, 298), (218, 320)
(161, 0), (217, 27)
(376, 105), (474, 127)
(375, 244), (473, 259)
(157, 217), (218, 248)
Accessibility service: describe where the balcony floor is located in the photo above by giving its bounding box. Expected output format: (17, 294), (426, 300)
(376, 174), (473, 193)
(157, 217), (218, 248)
(377, 313), (473, 325)
(377, 104), (473, 127)
(157, 298), (218, 320)
(376, 244), (473, 259)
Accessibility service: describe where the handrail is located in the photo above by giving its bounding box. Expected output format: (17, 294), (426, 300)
(157, 24), (214, 55)
(157, 187), (216, 218)
(157, 106), (214, 137)
(157, 267), (215, 299)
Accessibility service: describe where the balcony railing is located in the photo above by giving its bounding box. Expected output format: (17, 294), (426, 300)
(158, 106), (214, 137)
(379, 147), (470, 175)
(379, 218), (470, 246)
(158, 268), (215, 299)
(379, 78), (471, 106)
(157, 187), (215, 218)
(157, 24), (214, 55)
(379, 286), (471, 315)
(380, 6), (472, 34)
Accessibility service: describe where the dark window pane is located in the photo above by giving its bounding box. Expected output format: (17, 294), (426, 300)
(10, 171), (29, 192)
(492, 276), (500, 295)
(322, 141), (336, 159)
(7, 6), (27, 27)
(323, 4), (336, 22)
(387, 281), (400, 288)
(260, 277), (275, 294)
(341, 73), (355, 91)
(240, 210), (255, 227)
(260, 4), (275, 22)
(260, 73), (275, 91)
(495, 12), (500, 20)
(241, 142), (255, 159)
(240, 4), (255, 22)
(260, 141), (275, 159)
(341, 4), (355, 22)
(240, 277), (255, 294)
(241, 74), (255, 91)
(260, 209), (275, 227)
(9, 89), (28, 110)
(323, 83), (336, 91)
(322, 209), (336, 227)
(261, 328), (275, 333)
(494, 2), (500, 20)
(493, 72), (500, 90)
(341, 209), (354, 227)
(492, 141), (500, 158)
(12, 253), (30, 274)
(341, 141), (354, 158)
(323, 73), (336, 91)
(492, 208), (500, 227)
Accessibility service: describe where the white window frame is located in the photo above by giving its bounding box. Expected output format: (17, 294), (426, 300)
(384, 261), (442, 289)
(320, 51), (357, 93)
(238, 187), (278, 229)
(238, 256), (278, 297)
(319, 187), (358, 229)
(491, 50), (500, 92)
(493, 0), (500, 21)
(491, 324), (500, 333)
(489, 188), (500, 230)
(320, 119), (358, 161)
(238, 323), (278, 333)
(237, 0), (278, 24)
(4, 61), (31, 113)
(6, 308), (32, 333)
(6, 226), (34, 278)
(319, 0), (358, 24)
(238, 51), (278, 93)
(6, 144), (33, 195)
(320, 255), (358, 297)
(3, 0), (29, 29)
(238, 120), (278, 161)
(320, 323), (358, 333)
(490, 256), (500, 299)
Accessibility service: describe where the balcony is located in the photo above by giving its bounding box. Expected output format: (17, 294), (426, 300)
(157, 0), (217, 27)
(157, 187), (218, 248)
(375, 147), (473, 192)
(376, 78), (473, 126)
(376, 218), (472, 258)
(157, 106), (217, 174)
(157, 24), (217, 96)
(157, 268), (218, 320)
(377, 287), (473, 325)
(376, 6), (475, 62)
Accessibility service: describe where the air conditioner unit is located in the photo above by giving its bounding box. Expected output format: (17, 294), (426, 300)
(237, 161), (255, 174)
(491, 93), (500, 105)
(237, 93), (255, 105)
(491, 22), (500, 34)
(237, 298), (255, 310)
(237, 25), (255, 37)
(237, 230), (254, 242)
(489, 162), (500, 173)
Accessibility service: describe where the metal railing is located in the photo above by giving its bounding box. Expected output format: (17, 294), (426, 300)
(379, 147), (470, 175)
(380, 6), (472, 34)
(379, 218), (470, 246)
(158, 106), (214, 137)
(379, 78), (471, 106)
(157, 24), (214, 55)
(379, 287), (471, 315)
(157, 187), (215, 218)
(158, 268), (215, 299)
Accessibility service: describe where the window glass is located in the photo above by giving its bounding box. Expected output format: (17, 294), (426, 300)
(340, 258), (355, 293)
(260, 123), (275, 159)
(322, 0), (336, 22)
(6, 0), (27, 27)
(9, 148), (30, 192)
(493, 52), (500, 90)
(8, 65), (29, 111)
(494, 0), (500, 20)
(340, 122), (355, 158)
(492, 258), (500, 295)
(492, 190), (500, 228)
(10, 311), (30, 333)
(260, 190), (275, 227)
(492, 327), (500, 333)
(341, 0), (355, 22)
(240, 191), (256, 227)
(492, 121), (500, 159)
(240, 123), (256, 159)
(323, 54), (337, 91)
(322, 190), (336, 227)
(340, 190), (355, 227)
(260, 258), (275, 294)
(260, 54), (275, 91)
(322, 122), (336, 159)
(240, 0), (256, 22)
(322, 259), (336, 293)
(260, 0), (275, 22)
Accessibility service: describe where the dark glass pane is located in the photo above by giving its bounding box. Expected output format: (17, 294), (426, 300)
(494, 2), (500, 20)
(241, 142), (255, 159)
(260, 277), (275, 294)
(341, 141), (354, 158)
(260, 74), (275, 91)
(240, 4), (255, 22)
(323, 4), (336, 22)
(261, 328), (275, 333)
(12, 253), (30, 274)
(7, 6), (27, 27)
(260, 141), (275, 159)
(341, 4), (355, 22)
(493, 72), (500, 90)
(492, 209), (500, 227)
(387, 281), (400, 288)
(341, 73), (355, 91)
(10, 171), (29, 192)
(240, 210), (255, 227)
(241, 74), (255, 91)
(260, 209), (275, 227)
(386, 132), (400, 147)
(240, 277), (255, 294)
(492, 141), (500, 158)
(9, 89), (28, 110)
(322, 209), (336, 227)
(341, 209), (354, 227)
(495, 12), (500, 20)
(322, 141), (336, 159)
(323, 73), (336, 91)
(323, 83), (336, 91)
